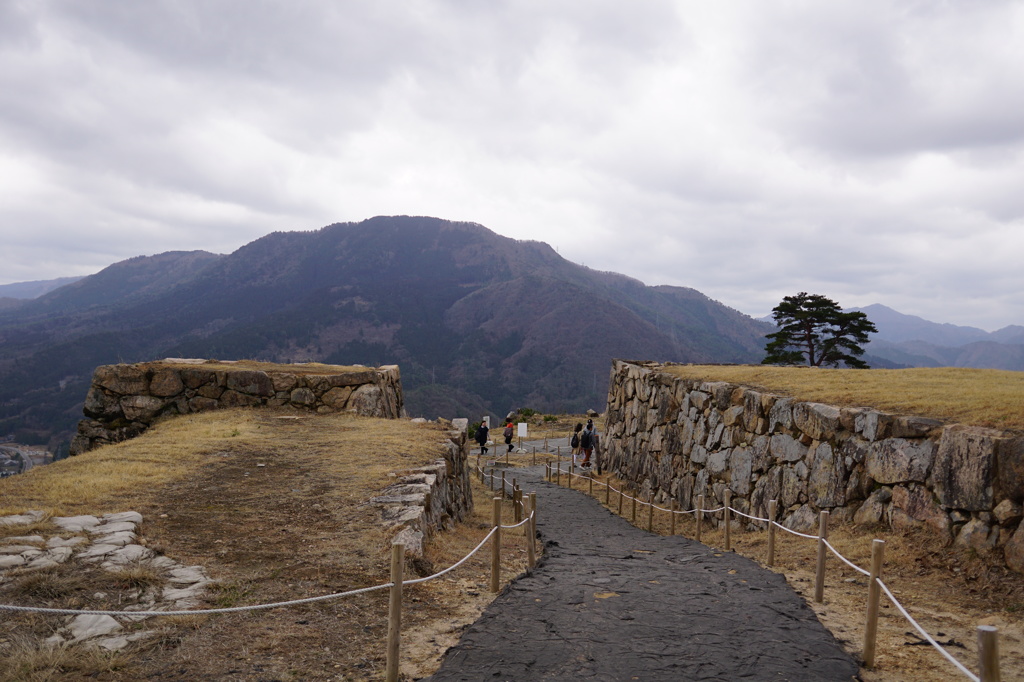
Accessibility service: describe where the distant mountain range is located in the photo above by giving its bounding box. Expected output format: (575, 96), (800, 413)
(0, 216), (770, 452)
(850, 304), (1024, 371)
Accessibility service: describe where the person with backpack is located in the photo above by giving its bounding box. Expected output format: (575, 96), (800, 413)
(503, 421), (514, 453)
(475, 421), (490, 457)
(570, 423), (583, 465)
(580, 419), (598, 468)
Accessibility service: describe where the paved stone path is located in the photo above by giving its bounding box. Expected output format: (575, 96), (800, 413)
(427, 464), (860, 681)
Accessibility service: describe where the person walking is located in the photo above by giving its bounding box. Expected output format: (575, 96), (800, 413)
(503, 421), (515, 454)
(476, 421), (490, 457)
(570, 423), (583, 466)
(580, 419), (598, 468)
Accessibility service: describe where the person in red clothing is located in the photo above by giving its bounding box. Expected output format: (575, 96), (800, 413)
(503, 421), (515, 453)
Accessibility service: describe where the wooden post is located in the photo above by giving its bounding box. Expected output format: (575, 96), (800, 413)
(532, 448), (536, 465)
(814, 510), (829, 603)
(589, 473), (594, 496)
(978, 625), (1000, 682)
(514, 485), (522, 523)
(557, 445), (561, 458)
(696, 495), (704, 543)
(767, 499), (778, 567)
(385, 543), (404, 682)
(556, 462), (561, 486)
(862, 539), (885, 668)
(724, 490), (732, 551)
(490, 498), (502, 593)
(631, 489), (637, 523)
(544, 437), (548, 452)
(527, 493), (537, 569)
(670, 499), (676, 536)
(647, 494), (654, 532)
(568, 461), (573, 489)
(489, 469), (494, 491)
(618, 486), (624, 515)
(501, 471), (507, 497)
(605, 477), (611, 505)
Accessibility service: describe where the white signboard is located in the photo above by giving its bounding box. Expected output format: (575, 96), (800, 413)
(517, 422), (528, 438)
(482, 416), (490, 428)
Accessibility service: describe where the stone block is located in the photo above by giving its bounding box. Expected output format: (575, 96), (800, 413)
(149, 368), (184, 397)
(890, 484), (950, 538)
(854, 488), (888, 526)
(954, 518), (998, 553)
(856, 411), (891, 442)
(808, 442), (845, 508)
(93, 364), (148, 395)
(792, 402), (841, 441)
(891, 416), (943, 438)
(729, 447), (752, 496)
(993, 499), (1023, 527)
(934, 425), (998, 511)
(768, 397), (793, 432)
(219, 390), (262, 408)
(995, 436), (1024, 503)
(225, 370), (275, 397)
(120, 395), (166, 421)
(1005, 522), (1024, 574)
(289, 387), (316, 406)
(865, 438), (935, 485)
(83, 387), (122, 420)
(770, 433), (808, 463)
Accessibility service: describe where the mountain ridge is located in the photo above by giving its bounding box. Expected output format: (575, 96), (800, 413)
(0, 216), (770, 452)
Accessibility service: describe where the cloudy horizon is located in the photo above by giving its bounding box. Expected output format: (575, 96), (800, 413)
(2, 2), (1022, 331)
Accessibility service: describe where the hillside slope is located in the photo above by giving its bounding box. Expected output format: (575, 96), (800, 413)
(0, 216), (770, 450)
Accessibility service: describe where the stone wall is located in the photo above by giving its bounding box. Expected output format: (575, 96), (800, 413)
(70, 359), (404, 455)
(602, 360), (1024, 574)
(371, 418), (474, 556)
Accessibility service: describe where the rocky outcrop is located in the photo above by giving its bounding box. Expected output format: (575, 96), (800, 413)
(370, 419), (474, 556)
(0, 510), (213, 651)
(70, 359), (404, 455)
(602, 360), (1024, 574)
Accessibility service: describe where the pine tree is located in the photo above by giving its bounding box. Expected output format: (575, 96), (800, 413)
(762, 292), (877, 368)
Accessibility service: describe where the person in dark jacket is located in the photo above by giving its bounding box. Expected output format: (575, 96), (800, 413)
(580, 419), (598, 468)
(504, 421), (515, 453)
(475, 421), (490, 456)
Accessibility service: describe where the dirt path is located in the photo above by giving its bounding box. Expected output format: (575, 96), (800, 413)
(427, 465), (859, 681)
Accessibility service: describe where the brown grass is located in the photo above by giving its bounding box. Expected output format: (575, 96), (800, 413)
(0, 408), (531, 681)
(664, 364), (1024, 431)
(139, 359), (369, 374)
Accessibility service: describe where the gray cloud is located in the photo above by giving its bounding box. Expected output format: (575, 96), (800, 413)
(1, 1), (1022, 330)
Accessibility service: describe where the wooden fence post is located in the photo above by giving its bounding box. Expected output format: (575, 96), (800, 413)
(605, 477), (611, 505)
(978, 625), (1001, 682)
(525, 493), (536, 570)
(670, 499), (677, 536)
(696, 495), (704, 544)
(618, 486), (624, 515)
(862, 539), (885, 668)
(631, 489), (637, 523)
(589, 473), (593, 496)
(556, 462), (561, 486)
(514, 485), (522, 523)
(568, 462), (573, 489)
(724, 490), (732, 551)
(385, 543), (404, 682)
(814, 510), (829, 603)
(490, 497), (502, 593)
(767, 499), (777, 567)
(647, 493), (654, 532)
(501, 472), (507, 497)
(527, 492), (537, 569)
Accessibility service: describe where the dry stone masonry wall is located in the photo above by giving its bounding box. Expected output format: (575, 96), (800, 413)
(70, 359), (404, 454)
(602, 360), (1024, 574)
(370, 418), (474, 556)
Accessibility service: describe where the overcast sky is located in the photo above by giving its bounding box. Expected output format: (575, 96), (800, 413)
(2, 2), (1023, 330)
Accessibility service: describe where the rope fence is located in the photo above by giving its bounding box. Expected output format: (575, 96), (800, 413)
(545, 458), (1001, 682)
(2, 462), (538, 682)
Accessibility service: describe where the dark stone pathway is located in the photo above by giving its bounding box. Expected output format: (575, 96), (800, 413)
(427, 465), (860, 681)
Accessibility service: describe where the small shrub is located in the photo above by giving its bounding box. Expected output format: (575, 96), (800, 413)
(543, 415), (557, 422)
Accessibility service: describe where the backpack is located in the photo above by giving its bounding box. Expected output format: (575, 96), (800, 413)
(503, 425), (513, 438)
(570, 433), (580, 448)
(579, 430), (592, 449)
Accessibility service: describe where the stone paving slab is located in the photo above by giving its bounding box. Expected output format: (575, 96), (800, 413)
(427, 465), (859, 681)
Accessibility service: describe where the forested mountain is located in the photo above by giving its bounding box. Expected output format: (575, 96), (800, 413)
(0, 216), (771, 452)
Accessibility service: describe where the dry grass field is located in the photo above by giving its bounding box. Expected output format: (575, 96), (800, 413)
(0, 409), (531, 681)
(665, 364), (1024, 431)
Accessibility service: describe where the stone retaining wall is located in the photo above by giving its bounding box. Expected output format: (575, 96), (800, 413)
(602, 360), (1024, 574)
(70, 359), (404, 455)
(371, 418), (474, 556)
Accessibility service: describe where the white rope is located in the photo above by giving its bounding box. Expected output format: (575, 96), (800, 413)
(822, 539), (871, 577)
(1, 518), (514, 616)
(876, 578), (980, 681)
(771, 520), (819, 540)
(728, 507), (771, 523)
(0, 582), (393, 617)
(403, 526), (499, 586)
(702, 506), (726, 514)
